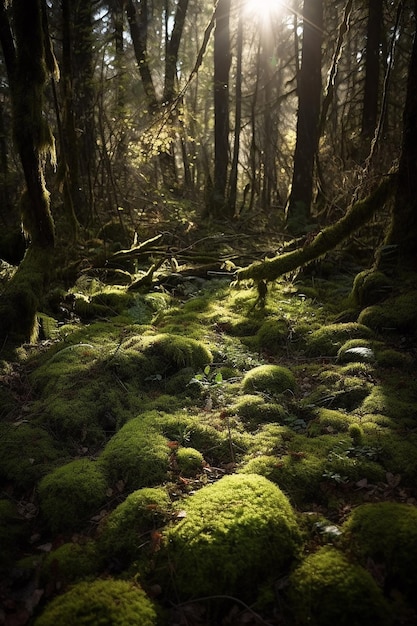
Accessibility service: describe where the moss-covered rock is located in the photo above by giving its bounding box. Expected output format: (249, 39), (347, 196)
(342, 502), (417, 605)
(288, 546), (391, 625)
(38, 459), (108, 533)
(350, 269), (393, 307)
(34, 578), (157, 625)
(175, 447), (205, 476)
(305, 323), (373, 357)
(242, 364), (295, 395)
(254, 318), (289, 352)
(163, 473), (302, 599)
(98, 487), (171, 565)
(0, 423), (62, 490)
(99, 418), (170, 491)
(337, 339), (376, 363)
(229, 394), (286, 428)
(41, 540), (101, 587)
(358, 292), (417, 335)
(141, 333), (212, 373)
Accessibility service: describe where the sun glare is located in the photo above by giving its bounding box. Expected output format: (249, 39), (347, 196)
(243, 0), (284, 21)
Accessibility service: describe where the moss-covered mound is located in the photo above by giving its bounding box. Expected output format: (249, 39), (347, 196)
(38, 459), (108, 533)
(242, 364), (295, 395)
(175, 447), (205, 475)
(98, 487), (171, 565)
(305, 323), (373, 357)
(41, 540), (101, 587)
(229, 394), (286, 428)
(163, 473), (301, 599)
(99, 418), (170, 491)
(350, 269), (393, 307)
(34, 579), (157, 625)
(288, 546), (391, 625)
(342, 502), (417, 605)
(141, 333), (213, 373)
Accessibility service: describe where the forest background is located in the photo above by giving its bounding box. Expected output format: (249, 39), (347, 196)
(1, 0), (417, 624)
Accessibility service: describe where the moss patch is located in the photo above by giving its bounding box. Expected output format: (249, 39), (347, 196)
(163, 473), (302, 599)
(305, 323), (373, 357)
(288, 546), (391, 625)
(242, 364), (295, 395)
(34, 579), (157, 625)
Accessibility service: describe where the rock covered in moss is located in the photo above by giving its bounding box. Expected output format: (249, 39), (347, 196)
(141, 333), (212, 373)
(163, 473), (302, 599)
(305, 323), (373, 357)
(0, 423), (61, 490)
(98, 487), (171, 564)
(342, 502), (417, 605)
(41, 540), (101, 587)
(230, 394), (286, 427)
(175, 447), (204, 476)
(34, 578), (157, 626)
(242, 364), (295, 395)
(288, 546), (391, 625)
(38, 459), (108, 533)
(100, 418), (170, 491)
(351, 270), (392, 307)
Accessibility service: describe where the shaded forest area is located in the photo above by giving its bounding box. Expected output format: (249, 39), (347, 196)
(1, 0), (417, 624)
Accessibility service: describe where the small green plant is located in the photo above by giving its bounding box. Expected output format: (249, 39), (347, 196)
(191, 364), (223, 386)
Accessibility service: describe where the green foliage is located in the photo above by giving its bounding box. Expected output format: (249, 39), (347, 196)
(175, 447), (204, 475)
(41, 541), (101, 586)
(305, 323), (373, 357)
(242, 364), (295, 395)
(38, 459), (108, 533)
(99, 418), (170, 491)
(34, 579), (157, 626)
(288, 546), (391, 625)
(0, 423), (62, 490)
(98, 488), (171, 564)
(163, 474), (302, 600)
(342, 502), (417, 604)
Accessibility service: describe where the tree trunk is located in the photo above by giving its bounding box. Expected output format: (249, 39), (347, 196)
(286, 0), (323, 235)
(378, 4), (417, 272)
(0, 0), (55, 345)
(361, 0), (383, 140)
(228, 12), (242, 216)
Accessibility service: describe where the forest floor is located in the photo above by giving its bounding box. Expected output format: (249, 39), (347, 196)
(1, 216), (417, 625)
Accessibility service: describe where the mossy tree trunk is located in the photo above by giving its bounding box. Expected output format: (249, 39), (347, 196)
(0, 0), (55, 346)
(237, 175), (395, 283)
(377, 4), (417, 273)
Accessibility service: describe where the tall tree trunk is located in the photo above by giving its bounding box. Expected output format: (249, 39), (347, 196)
(286, 0), (323, 235)
(378, 3), (417, 272)
(209, 0), (231, 218)
(228, 11), (242, 216)
(361, 0), (383, 140)
(0, 0), (55, 345)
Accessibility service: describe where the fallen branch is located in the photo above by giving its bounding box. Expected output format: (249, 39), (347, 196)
(237, 174), (396, 283)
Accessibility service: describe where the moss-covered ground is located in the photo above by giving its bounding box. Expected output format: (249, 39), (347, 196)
(1, 249), (417, 624)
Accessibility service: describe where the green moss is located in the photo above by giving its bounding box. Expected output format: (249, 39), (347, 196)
(350, 270), (392, 307)
(141, 333), (212, 373)
(38, 459), (108, 533)
(99, 418), (170, 491)
(307, 408), (355, 436)
(288, 546), (391, 625)
(0, 423), (62, 490)
(41, 540), (101, 586)
(348, 423), (364, 445)
(163, 474), (302, 599)
(254, 318), (289, 352)
(376, 349), (414, 369)
(359, 385), (417, 422)
(242, 364), (295, 395)
(229, 394), (286, 428)
(358, 293), (417, 335)
(305, 323), (373, 357)
(34, 579), (157, 626)
(98, 487), (171, 565)
(337, 339), (376, 363)
(342, 502), (417, 604)
(176, 447), (204, 476)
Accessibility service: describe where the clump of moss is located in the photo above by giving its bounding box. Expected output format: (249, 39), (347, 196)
(41, 540), (101, 587)
(100, 418), (170, 491)
(307, 408), (353, 437)
(305, 323), (373, 357)
(0, 423), (62, 490)
(254, 318), (289, 352)
(141, 333), (212, 374)
(350, 270), (392, 307)
(242, 364), (295, 395)
(229, 394), (286, 428)
(34, 578), (157, 626)
(98, 487), (171, 565)
(38, 459), (108, 533)
(358, 292), (417, 335)
(287, 546), (391, 625)
(342, 502), (417, 605)
(376, 349), (414, 369)
(175, 447), (205, 476)
(163, 473), (302, 600)
(337, 339), (376, 363)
